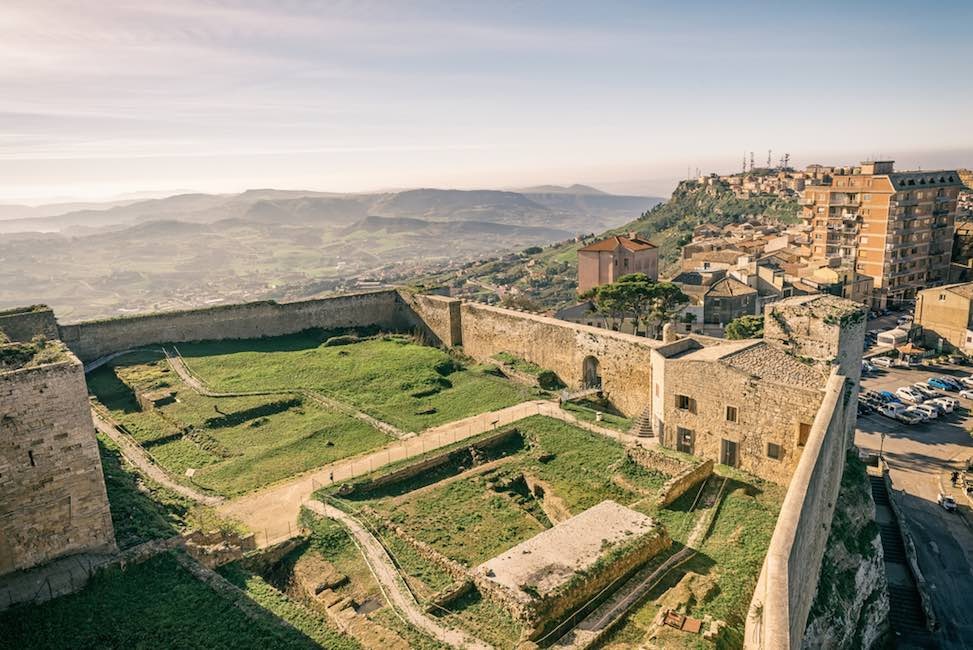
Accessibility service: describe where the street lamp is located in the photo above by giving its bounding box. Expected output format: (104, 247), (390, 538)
(879, 431), (887, 461)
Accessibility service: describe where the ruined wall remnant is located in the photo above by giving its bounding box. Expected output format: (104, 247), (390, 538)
(58, 290), (413, 362)
(0, 305), (59, 343)
(0, 345), (115, 575)
(657, 458), (714, 508)
(745, 370), (850, 649)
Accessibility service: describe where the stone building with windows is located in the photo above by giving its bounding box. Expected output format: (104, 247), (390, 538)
(649, 294), (865, 483)
(914, 281), (973, 352)
(576, 232), (658, 293)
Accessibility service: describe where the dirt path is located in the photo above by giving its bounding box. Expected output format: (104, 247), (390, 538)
(218, 400), (554, 545)
(306, 501), (492, 650)
(91, 410), (224, 506)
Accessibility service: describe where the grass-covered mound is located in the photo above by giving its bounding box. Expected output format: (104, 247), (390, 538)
(177, 333), (537, 431)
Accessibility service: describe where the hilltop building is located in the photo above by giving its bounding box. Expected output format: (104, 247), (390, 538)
(577, 232), (657, 293)
(800, 160), (964, 309)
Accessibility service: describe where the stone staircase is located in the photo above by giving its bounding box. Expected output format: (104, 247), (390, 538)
(868, 475), (930, 643)
(628, 406), (654, 438)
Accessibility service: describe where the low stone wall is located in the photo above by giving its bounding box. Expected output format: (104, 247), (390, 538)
(626, 445), (689, 477)
(372, 514), (469, 583)
(657, 459), (714, 508)
(399, 292), (462, 347)
(58, 290), (412, 361)
(0, 306), (58, 342)
(340, 428), (523, 496)
(744, 369), (850, 649)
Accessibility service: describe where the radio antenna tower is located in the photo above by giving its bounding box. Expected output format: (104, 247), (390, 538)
(742, 152), (747, 173)
(767, 150), (772, 168)
(749, 151), (755, 172)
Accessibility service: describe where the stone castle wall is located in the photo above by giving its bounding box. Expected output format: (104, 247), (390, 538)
(458, 301), (659, 416)
(745, 370), (850, 649)
(400, 293), (463, 347)
(0, 354), (115, 575)
(658, 360), (824, 484)
(0, 306), (59, 342)
(58, 290), (412, 361)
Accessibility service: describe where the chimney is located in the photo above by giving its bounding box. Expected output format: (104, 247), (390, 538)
(628, 231), (639, 241)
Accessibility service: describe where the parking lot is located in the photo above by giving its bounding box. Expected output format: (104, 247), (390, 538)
(857, 363), (973, 648)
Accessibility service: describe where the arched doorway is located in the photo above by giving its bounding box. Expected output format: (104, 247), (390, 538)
(582, 356), (601, 389)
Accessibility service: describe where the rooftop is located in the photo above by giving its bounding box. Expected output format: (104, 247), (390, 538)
(770, 293), (865, 319)
(475, 500), (659, 603)
(705, 277), (757, 297)
(719, 341), (828, 390)
(924, 282), (973, 300)
(578, 234), (656, 253)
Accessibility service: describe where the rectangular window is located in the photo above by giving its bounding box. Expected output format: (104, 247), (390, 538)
(767, 442), (782, 460)
(676, 394), (696, 413)
(798, 422), (812, 446)
(726, 405), (738, 422)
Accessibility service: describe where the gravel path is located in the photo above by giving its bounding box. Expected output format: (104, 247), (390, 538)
(306, 501), (492, 650)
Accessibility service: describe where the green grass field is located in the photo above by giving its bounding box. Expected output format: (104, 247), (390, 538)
(177, 334), (536, 431)
(87, 351), (392, 496)
(0, 553), (334, 650)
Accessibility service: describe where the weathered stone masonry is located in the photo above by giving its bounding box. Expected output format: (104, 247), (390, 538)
(0, 350), (115, 575)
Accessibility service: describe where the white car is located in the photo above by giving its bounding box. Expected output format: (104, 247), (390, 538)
(938, 493), (958, 512)
(872, 357), (894, 368)
(896, 387), (925, 404)
(911, 404), (939, 420)
(960, 377), (973, 389)
(913, 383), (941, 399)
(897, 410), (924, 425)
(878, 403), (905, 419)
(960, 389), (973, 400)
(930, 397), (957, 413)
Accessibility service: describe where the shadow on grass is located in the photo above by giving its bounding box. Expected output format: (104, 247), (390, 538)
(202, 397), (303, 429)
(176, 327), (384, 359)
(87, 365), (140, 414)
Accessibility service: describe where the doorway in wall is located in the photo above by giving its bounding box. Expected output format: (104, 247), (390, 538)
(721, 439), (738, 467)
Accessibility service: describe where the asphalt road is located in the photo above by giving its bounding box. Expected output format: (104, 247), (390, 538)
(856, 363), (973, 649)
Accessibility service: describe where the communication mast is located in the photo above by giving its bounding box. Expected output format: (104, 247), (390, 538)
(767, 150), (772, 168)
(742, 152), (747, 173)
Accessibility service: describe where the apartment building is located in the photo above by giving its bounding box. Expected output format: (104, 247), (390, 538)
(801, 161), (963, 309)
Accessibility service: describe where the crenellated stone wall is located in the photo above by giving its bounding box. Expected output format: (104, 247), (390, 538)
(58, 290), (413, 362)
(0, 347), (116, 575)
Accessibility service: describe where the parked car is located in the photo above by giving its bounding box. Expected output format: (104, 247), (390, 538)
(958, 377), (973, 389)
(857, 402), (874, 416)
(896, 410), (924, 425)
(938, 493), (958, 512)
(913, 383), (941, 399)
(937, 376), (963, 391)
(930, 397), (957, 414)
(911, 404), (939, 420)
(872, 357), (894, 368)
(903, 406), (930, 421)
(878, 403), (907, 419)
(896, 387), (925, 404)
(862, 360), (876, 375)
(879, 390), (902, 404)
(927, 377), (955, 391)
(960, 389), (973, 400)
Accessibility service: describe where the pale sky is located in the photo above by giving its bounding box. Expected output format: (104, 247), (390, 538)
(2, 0), (972, 203)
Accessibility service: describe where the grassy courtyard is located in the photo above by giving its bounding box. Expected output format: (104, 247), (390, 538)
(0, 552), (351, 650)
(87, 351), (392, 496)
(177, 333), (537, 431)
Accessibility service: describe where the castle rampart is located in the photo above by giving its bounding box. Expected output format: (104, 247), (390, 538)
(0, 345), (115, 575)
(58, 290), (412, 362)
(0, 305), (59, 342)
(744, 369), (850, 649)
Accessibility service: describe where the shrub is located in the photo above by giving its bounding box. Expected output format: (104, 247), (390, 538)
(537, 370), (565, 391)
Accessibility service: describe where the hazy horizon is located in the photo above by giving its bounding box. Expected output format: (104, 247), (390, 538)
(2, 1), (972, 203)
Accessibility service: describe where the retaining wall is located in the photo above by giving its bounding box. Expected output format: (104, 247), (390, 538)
(744, 369), (850, 649)
(657, 459), (714, 508)
(58, 290), (412, 361)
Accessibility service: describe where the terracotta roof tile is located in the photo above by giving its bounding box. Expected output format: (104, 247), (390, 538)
(579, 234), (657, 253)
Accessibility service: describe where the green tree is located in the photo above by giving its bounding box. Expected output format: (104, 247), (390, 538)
(647, 282), (690, 337)
(724, 315), (765, 340)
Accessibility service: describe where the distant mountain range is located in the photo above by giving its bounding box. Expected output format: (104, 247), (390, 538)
(0, 184), (662, 320)
(0, 185), (660, 235)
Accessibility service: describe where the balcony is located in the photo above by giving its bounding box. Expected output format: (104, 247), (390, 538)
(829, 195), (860, 206)
(891, 198), (918, 208)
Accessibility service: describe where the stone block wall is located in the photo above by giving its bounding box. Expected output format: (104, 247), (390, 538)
(0, 306), (58, 342)
(0, 352), (115, 575)
(399, 293), (463, 347)
(58, 290), (413, 361)
(657, 459), (714, 508)
(744, 370), (850, 649)
(458, 302), (660, 416)
(657, 359), (823, 484)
